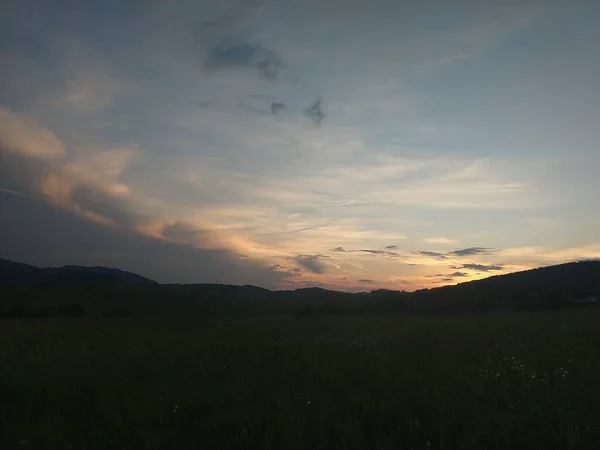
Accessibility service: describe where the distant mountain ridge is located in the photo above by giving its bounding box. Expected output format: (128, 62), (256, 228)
(0, 259), (158, 286)
(0, 258), (598, 318)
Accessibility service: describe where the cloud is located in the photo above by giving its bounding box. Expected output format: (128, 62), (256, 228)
(0, 146), (136, 228)
(200, 2), (259, 30)
(48, 59), (123, 115)
(448, 247), (496, 257)
(355, 249), (400, 257)
(271, 102), (286, 115)
(424, 237), (456, 244)
(428, 271), (468, 278)
(385, 245), (398, 249)
(269, 264), (302, 276)
(161, 222), (202, 245)
(68, 183), (141, 228)
(204, 40), (285, 81)
(39, 146), (139, 226)
(0, 190), (288, 287)
(294, 254), (327, 274)
(0, 107), (66, 159)
(450, 271), (469, 277)
(332, 246), (347, 252)
(357, 279), (377, 284)
(455, 263), (504, 272)
(496, 244), (600, 267)
(417, 247), (497, 263)
(304, 95), (325, 125)
(418, 251), (447, 259)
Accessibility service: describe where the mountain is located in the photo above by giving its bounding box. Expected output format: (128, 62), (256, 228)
(372, 260), (600, 314)
(0, 259), (157, 286)
(0, 259), (598, 318)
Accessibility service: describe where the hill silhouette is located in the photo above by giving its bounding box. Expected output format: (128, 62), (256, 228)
(370, 260), (600, 314)
(0, 259), (598, 318)
(0, 259), (157, 286)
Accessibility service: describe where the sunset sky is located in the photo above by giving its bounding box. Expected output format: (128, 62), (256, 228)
(1, 0), (599, 291)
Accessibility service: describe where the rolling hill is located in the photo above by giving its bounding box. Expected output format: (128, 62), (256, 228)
(0, 258), (598, 317)
(0, 259), (158, 286)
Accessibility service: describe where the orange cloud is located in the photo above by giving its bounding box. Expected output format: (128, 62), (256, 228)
(0, 106), (66, 158)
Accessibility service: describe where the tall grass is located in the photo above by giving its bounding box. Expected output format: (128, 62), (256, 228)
(1, 311), (599, 449)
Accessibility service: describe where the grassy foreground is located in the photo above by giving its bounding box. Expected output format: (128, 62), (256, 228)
(1, 311), (599, 449)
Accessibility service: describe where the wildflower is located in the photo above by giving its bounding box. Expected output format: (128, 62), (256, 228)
(173, 405), (179, 413)
(307, 400), (312, 405)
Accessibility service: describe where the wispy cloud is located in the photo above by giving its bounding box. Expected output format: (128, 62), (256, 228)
(454, 263), (504, 272)
(204, 40), (286, 81)
(353, 249), (400, 258)
(2, 0), (598, 292)
(450, 271), (469, 277)
(448, 247), (496, 257)
(424, 237), (456, 245)
(0, 107), (66, 159)
(294, 254), (327, 274)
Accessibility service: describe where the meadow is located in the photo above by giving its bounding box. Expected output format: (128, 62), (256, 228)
(1, 311), (599, 449)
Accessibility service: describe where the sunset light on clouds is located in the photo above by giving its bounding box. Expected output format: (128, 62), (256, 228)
(1, 0), (599, 291)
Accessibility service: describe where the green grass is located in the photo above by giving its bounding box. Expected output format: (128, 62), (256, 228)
(1, 311), (600, 449)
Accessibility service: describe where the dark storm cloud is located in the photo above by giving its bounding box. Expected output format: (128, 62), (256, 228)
(0, 191), (288, 287)
(449, 247), (495, 257)
(454, 263), (504, 272)
(385, 245), (398, 250)
(304, 95), (325, 125)
(357, 279), (377, 284)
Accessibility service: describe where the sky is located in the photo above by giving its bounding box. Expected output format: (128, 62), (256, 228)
(1, 0), (599, 291)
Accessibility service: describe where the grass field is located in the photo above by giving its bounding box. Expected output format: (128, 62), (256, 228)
(1, 311), (600, 449)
